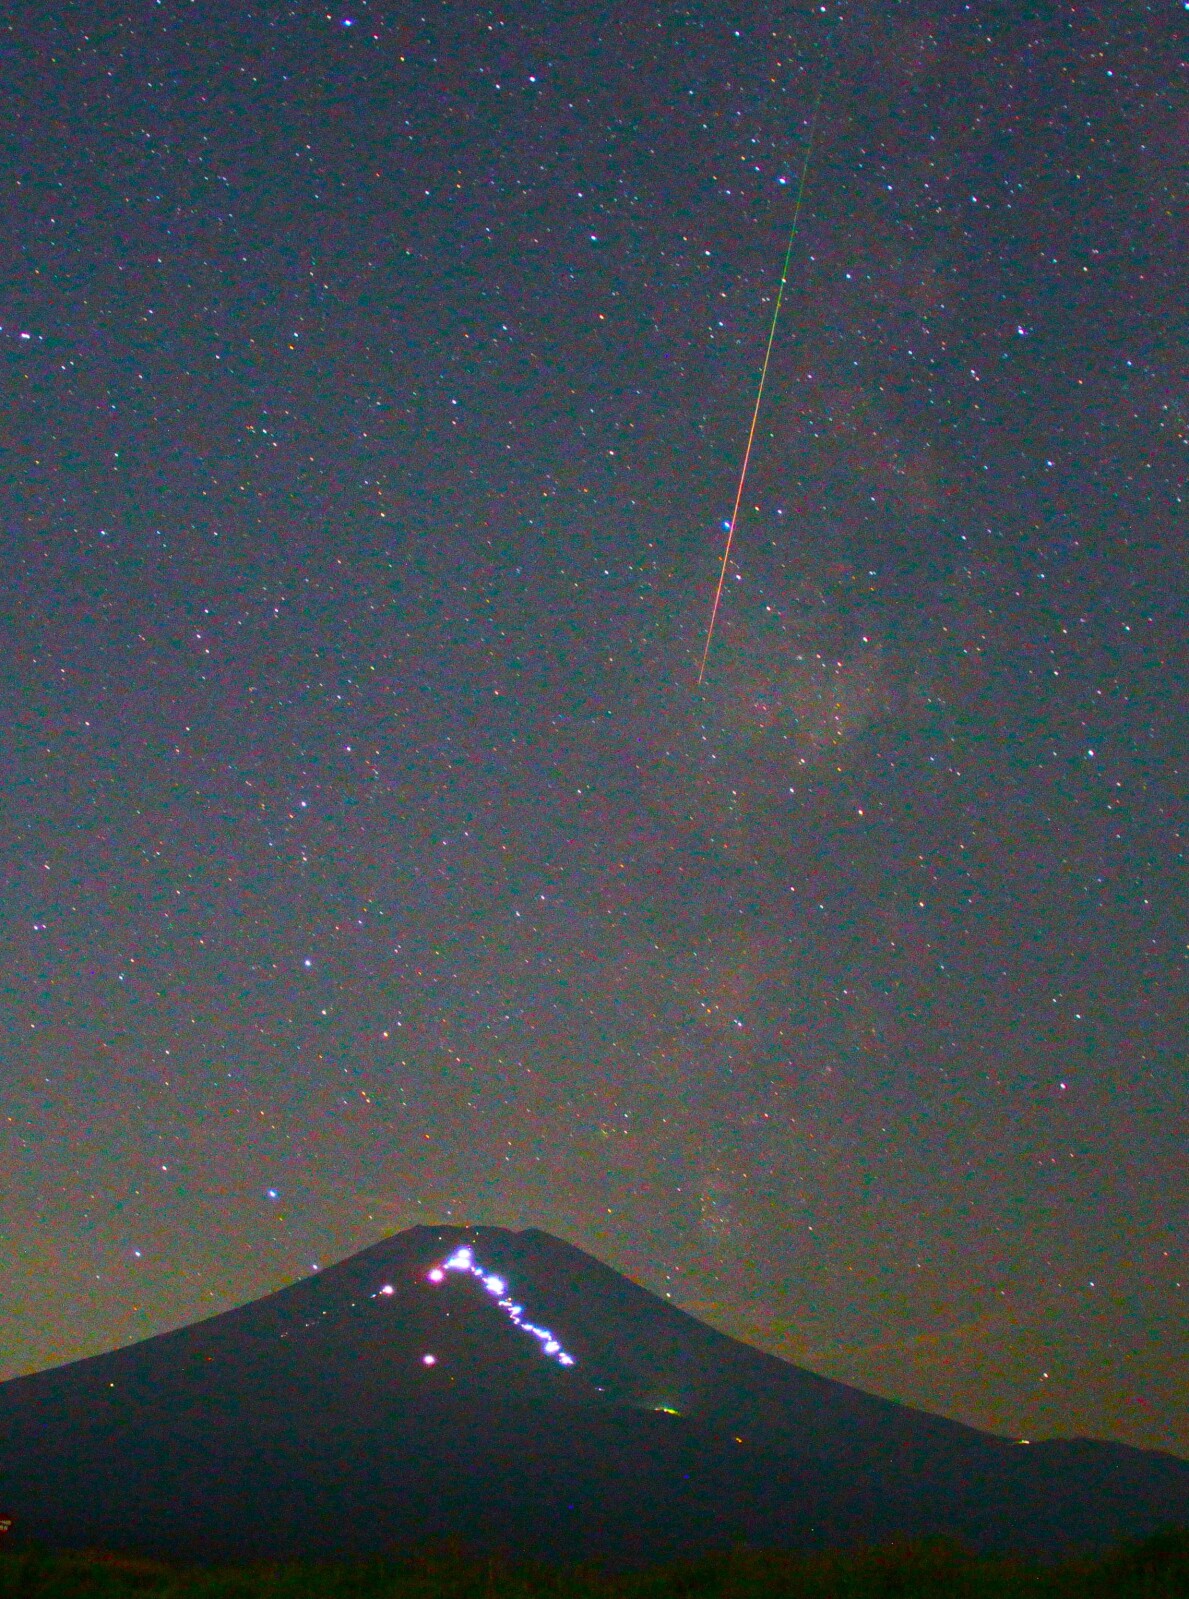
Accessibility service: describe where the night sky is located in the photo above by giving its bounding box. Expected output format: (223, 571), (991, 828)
(2, 2), (1184, 1458)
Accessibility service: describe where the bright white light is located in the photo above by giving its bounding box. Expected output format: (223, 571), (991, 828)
(432, 1247), (576, 1367)
(422, 1353), (436, 1366)
(380, 1284), (395, 1296)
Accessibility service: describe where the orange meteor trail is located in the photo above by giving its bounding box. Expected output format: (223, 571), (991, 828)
(697, 97), (823, 686)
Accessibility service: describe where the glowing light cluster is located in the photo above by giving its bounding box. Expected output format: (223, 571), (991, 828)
(430, 1246), (576, 1367)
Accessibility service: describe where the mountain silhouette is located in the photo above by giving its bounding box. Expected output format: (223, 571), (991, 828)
(1, 1225), (1184, 1563)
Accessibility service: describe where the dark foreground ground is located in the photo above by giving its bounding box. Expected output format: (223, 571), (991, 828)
(1, 1531), (1186, 1599)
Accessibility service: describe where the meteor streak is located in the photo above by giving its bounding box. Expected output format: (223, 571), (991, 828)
(697, 95), (824, 686)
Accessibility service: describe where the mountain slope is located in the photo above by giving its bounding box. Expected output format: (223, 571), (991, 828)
(1, 1225), (1183, 1563)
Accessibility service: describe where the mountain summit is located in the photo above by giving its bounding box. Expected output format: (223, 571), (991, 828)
(2, 1225), (1184, 1562)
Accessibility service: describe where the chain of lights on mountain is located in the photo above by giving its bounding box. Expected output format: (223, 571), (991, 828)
(435, 1247), (577, 1365)
(371, 1247), (577, 1369)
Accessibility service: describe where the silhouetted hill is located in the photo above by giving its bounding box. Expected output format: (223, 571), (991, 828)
(1, 1225), (1184, 1563)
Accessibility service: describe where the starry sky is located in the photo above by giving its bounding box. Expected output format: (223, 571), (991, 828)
(1, 1), (1184, 1458)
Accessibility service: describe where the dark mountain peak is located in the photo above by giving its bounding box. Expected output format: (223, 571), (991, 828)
(1, 1224), (1185, 1565)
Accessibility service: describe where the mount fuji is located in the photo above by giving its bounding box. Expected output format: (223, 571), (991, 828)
(1, 1225), (1184, 1563)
